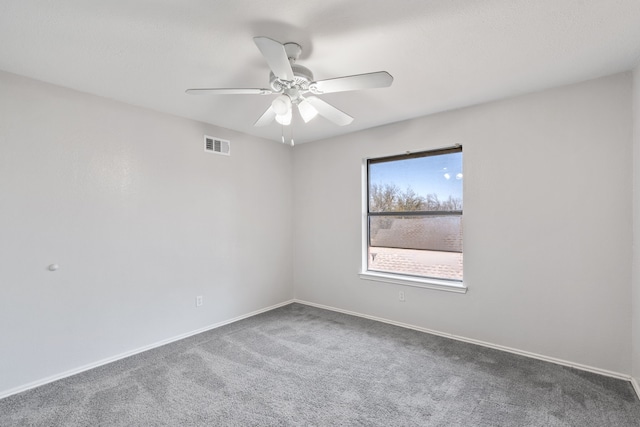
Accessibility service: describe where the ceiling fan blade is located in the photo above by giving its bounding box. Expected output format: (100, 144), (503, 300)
(253, 37), (294, 81)
(186, 88), (272, 95)
(304, 96), (354, 126)
(254, 105), (277, 127)
(310, 71), (393, 94)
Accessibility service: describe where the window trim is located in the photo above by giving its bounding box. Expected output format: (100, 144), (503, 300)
(358, 271), (468, 293)
(359, 148), (467, 294)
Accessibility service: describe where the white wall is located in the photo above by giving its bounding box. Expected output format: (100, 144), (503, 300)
(293, 73), (633, 375)
(0, 70), (293, 395)
(633, 64), (640, 384)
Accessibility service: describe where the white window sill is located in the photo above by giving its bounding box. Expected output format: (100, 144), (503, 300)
(359, 271), (467, 294)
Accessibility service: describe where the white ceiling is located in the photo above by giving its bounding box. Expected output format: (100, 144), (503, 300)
(1, 0), (640, 144)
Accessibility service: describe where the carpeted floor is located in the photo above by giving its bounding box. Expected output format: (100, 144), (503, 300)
(1, 303), (639, 426)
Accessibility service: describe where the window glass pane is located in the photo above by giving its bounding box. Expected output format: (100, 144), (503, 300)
(368, 247), (463, 281)
(369, 151), (463, 212)
(366, 149), (463, 282)
(369, 215), (462, 252)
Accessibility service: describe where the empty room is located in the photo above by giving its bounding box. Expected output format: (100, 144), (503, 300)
(1, 1), (640, 425)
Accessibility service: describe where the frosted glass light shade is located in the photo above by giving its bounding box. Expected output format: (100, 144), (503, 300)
(272, 95), (291, 116)
(275, 109), (292, 125)
(298, 99), (318, 123)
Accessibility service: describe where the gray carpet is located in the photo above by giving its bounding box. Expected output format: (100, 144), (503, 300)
(1, 303), (639, 426)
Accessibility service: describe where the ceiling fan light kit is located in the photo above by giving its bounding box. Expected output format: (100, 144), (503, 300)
(186, 36), (394, 133)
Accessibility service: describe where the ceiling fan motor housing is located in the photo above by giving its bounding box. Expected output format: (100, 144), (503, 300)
(269, 64), (314, 93)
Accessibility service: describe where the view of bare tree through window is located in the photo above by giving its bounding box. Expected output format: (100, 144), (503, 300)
(369, 183), (462, 213)
(367, 148), (463, 281)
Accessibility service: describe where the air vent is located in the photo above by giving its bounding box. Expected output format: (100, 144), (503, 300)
(204, 135), (230, 156)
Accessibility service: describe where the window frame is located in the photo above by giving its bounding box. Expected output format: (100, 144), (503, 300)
(359, 147), (467, 294)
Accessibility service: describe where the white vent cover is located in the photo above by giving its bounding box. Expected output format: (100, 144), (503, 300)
(204, 135), (230, 156)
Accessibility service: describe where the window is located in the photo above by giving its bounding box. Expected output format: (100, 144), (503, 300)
(360, 146), (465, 293)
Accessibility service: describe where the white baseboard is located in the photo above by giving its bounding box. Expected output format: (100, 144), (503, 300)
(5, 299), (639, 403)
(632, 377), (640, 401)
(0, 299), (294, 400)
(294, 299), (633, 383)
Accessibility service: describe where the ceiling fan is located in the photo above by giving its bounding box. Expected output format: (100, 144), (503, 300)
(186, 37), (393, 129)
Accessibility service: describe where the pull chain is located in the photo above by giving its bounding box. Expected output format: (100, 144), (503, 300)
(280, 122), (294, 147)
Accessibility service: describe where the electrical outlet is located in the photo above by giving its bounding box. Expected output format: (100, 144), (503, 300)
(196, 296), (203, 307)
(398, 291), (405, 302)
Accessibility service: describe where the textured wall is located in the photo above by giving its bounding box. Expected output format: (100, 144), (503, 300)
(293, 73), (633, 375)
(0, 71), (293, 395)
